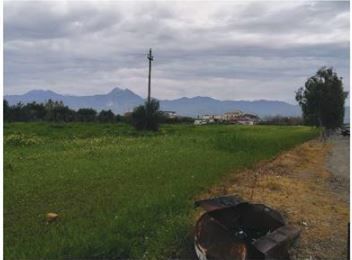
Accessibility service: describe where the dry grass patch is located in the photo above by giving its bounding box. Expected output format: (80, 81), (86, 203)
(196, 140), (349, 259)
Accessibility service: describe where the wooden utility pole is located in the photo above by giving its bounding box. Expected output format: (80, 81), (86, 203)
(147, 48), (153, 104)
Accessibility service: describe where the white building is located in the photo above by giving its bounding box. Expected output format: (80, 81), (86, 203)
(194, 119), (207, 125)
(194, 111), (259, 126)
(161, 111), (177, 118)
(223, 111), (244, 121)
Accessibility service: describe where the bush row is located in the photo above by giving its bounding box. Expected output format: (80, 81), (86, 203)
(4, 99), (124, 123)
(3, 99), (194, 127)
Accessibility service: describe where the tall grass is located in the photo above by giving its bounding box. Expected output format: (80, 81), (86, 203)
(4, 123), (318, 259)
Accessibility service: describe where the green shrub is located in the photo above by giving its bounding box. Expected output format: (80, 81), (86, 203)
(131, 99), (161, 131)
(98, 110), (115, 123)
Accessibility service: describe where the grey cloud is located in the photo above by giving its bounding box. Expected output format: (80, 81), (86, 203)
(4, 1), (350, 102)
(233, 1), (349, 34)
(4, 1), (122, 41)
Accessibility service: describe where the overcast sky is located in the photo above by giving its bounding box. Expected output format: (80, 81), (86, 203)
(4, 1), (350, 103)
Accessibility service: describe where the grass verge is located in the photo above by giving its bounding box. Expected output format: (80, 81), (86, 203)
(4, 123), (319, 259)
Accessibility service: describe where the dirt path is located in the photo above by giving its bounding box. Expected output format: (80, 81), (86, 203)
(194, 138), (349, 259)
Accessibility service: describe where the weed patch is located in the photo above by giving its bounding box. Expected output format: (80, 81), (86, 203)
(5, 133), (43, 146)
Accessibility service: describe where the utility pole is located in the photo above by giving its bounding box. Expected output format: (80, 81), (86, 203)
(147, 48), (153, 104)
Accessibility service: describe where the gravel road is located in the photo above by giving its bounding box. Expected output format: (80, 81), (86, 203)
(326, 133), (350, 203)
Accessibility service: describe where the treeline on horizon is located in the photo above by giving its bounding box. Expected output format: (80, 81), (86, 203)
(3, 99), (305, 126)
(3, 99), (194, 124)
(258, 115), (303, 126)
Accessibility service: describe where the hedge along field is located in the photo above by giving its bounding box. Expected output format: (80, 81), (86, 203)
(4, 123), (319, 259)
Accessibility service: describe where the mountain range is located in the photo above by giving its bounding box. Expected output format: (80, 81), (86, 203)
(4, 87), (302, 118)
(4, 87), (349, 121)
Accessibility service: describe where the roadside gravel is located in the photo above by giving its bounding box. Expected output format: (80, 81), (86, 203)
(326, 134), (350, 203)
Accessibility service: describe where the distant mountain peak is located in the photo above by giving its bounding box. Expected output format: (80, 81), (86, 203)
(108, 87), (123, 95)
(26, 89), (58, 95)
(107, 87), (140, 100)
(123, 88), (135, 94)
(193, 96), (217, 101)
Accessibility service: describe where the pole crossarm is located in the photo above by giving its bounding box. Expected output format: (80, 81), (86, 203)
(147, 48), (154, 61)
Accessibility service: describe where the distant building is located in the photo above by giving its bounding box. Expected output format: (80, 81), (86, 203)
(200, 114), (212, 120)
(243, 113), (260, 122)
(223, 111), (244, 121)
(234, 113), (260, 125)
(194, 119), (207, 125)
(161, 111), (177, 118)
(237, 118), (254, 125)
(194, 110), (260, 126)
(214, 114), (224, 121)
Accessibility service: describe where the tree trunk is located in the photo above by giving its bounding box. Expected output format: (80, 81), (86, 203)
(319, 117), (327, 142)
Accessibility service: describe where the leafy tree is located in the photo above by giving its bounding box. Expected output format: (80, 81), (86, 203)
(22, 102), (47, 121)
(131, 99), (161, 131)
(115, 114), (123, 123)
(131, 105), (147, 130)
(77, 108), (97, 122)
(4, 100), (10, 121)
(296, 67), (347, 132)
(11, 103), (26, 121)
(259, 116), (303, 126)
(98, 110), (115, 123)
(52, 106), (76, 122)
(45, 100), (71, 122)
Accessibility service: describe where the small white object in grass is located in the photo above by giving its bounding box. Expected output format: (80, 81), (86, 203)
(46, 212), (59, 223)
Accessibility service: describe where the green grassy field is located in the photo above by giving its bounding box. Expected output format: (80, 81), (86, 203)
(4, 123), (319, 259)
